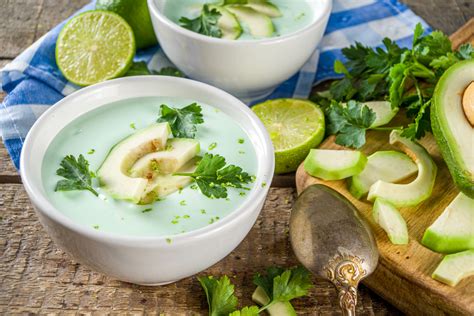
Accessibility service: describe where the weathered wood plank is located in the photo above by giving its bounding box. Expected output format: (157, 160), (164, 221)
(0, 185), (399, 314)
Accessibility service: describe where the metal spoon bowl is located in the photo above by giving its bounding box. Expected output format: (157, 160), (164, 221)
(290, 184), (379, 316)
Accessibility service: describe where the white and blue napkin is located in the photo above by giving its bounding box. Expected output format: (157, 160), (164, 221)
(0, 0), (430, 169)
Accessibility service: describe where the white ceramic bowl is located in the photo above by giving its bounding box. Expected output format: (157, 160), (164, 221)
(148, 0), (332, 99)
(20, 76), (274, 285)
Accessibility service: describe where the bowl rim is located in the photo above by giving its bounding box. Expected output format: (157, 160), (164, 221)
(20, 76), (275, 247)
(147, 0), (332, 45)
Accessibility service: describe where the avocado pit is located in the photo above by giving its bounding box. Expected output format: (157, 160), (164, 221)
(462, 81), (474, 126)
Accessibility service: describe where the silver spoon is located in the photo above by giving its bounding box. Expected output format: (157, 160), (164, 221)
(290, 184), (379, 316)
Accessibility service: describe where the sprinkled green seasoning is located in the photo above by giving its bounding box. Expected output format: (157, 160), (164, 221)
(171, 219), (179, 224)
(209, 216), (220, 224)
(208, 142), (217, 151)
(180, 200), (186, 206)
(190, 184), (198, 190)
(238, 150), (245, 154)
(93, 225), (99, 230)
(130, 122), (136, 130)
(183, 214), (191, 219)
(87, 149), (95, 155)
(262, 182), (267, 188)
(239, 192), (246, 197)
(166, 238), (172, 244)
(238, 138), (245, 144)
(201, 209), (207, 214)
(150, 160), (160, 172)
(142, 208), (153, 213)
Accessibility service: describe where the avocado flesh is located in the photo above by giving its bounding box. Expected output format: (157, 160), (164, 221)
(373, 198), (409, 244)
(246, 0), (282, 18)
(130, 138), (200, 178)
(432, 250), (474, 286)
(226, 5), (274, 38)
(252, 286), (297, 316)
(432, 60), (474, 198)
(349, 151), (418, 199)
(304, 149), (367, 181)
(367, 130), (437, 207)
(208, 5), (242, 40)
(422, 192), (474, 254)
(97, 123), (171, 203)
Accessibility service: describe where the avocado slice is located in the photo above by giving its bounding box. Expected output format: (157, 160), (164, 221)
(246, 0), (282, 18)
(349, 151), (418, 199)
(226, 5), (274, 38)
(97, 123), (171, 203)
(422, 192), (474, 254)
(432, 60), (474, 198)
(208, 5), (243, 40)
(130, 138), (200, 178)
(373, 198), (409, 245)
(432, 250), (474, 286)
(304, 149), (367, 181)
(367, 130), (437, 207)
(252, 286), (297, 316)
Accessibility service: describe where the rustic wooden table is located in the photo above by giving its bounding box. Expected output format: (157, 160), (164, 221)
(0, 0), (472, 314)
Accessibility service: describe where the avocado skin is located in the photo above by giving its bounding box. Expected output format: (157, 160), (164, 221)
(422, 229), (474, 254)
(431, 60), (474, 198)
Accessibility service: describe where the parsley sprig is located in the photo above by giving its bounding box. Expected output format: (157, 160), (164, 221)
(55, 154), (98, 196)
(313, 23), (474, 148)
(125, 61), (184, 78)
(179, 4), (222, 38)
(174, 153), (252, 199)
(157, 103), (204, 138)
(198, 266), (312, 316)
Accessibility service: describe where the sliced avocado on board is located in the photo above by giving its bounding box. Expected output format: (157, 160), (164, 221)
(304, 149), (367, 181)
(349, 150), (418, 199)
(422, 192), (474, 254)
(431, 60), (474, 198)
(367, 130), (437, 207)
(97, 123), (171, 203)
(373, 198), (409, 245)
(432, 250), (474, 287)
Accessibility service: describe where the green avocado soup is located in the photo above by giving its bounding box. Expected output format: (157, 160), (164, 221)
(42, 97), (258, 237)
(163, 0), (316, 40)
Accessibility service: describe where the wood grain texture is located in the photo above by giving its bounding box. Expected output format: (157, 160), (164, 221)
(0, 185), (399, 314)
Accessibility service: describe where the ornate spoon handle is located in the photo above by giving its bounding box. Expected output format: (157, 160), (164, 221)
(324, 251), (367, 316)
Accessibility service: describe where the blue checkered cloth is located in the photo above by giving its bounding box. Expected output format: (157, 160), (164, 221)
(0, 0), (430, 169)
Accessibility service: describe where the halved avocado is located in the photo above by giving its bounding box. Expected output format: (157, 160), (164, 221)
(432, 60), (474, 198)
(422, 192), (474, 254)
(97, 123), (171, 203)
(432, 250), (474, 286)
(367, 130), (437, 207)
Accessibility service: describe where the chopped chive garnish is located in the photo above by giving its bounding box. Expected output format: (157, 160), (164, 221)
(201, 209), (207, 214)
(183, 214), (190, 219)
(179, 200), (186, 206)
(239, 192), (246, 196)
(238, 150), (245, 154)
(142, 208), (153, 213)
(93, 225), (99, 230)
(171, 219), (179, 224)
(238, 138), (244, 144)
(261, 182), (267, 188)
(208, 142), (217, 151)
(166, 238), (172, 244)
(130, 123), (136, 130)
(87, 149), (95, 155)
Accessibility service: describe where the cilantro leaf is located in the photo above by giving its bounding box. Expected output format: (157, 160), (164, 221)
(55, 154), (98, 196)
(125, 61), (151, 76)
(156, 103), (204, 138)
(229, 306), (260, 316)
(179, 4), (222, 38)
(175, 153), (252, 199)
(326, 100), (376, 148)
(253, 266), (312, 309)
(198, 276), (238, 316)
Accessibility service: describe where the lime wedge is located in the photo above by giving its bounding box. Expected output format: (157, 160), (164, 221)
(56, 10), (135, 86)
(253, 99), (325, 174)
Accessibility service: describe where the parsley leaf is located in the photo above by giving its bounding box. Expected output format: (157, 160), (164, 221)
(179, 4), (222, 38)
(325, 100), (376, 148)
(125, 62), (185, 78)
(229, 306), (260, 316)
(55, 154), (98, 196)
(156, 103), (204, 138)
(175, 153), (252, 199)
(198, 275), (238, 316)
(253, 266), (313, 309)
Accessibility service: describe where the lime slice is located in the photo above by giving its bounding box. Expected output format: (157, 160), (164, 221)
(253, 99), (325, 174)
(56, 10), (135, 86)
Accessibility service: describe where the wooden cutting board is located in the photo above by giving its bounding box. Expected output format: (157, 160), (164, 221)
(296, 19), (474, 316)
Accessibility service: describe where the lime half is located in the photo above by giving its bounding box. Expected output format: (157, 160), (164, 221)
(56, 10), (135, 86)
(253, 99), (325, 174)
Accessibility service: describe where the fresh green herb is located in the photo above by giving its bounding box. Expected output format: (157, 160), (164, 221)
(198, 276), (238, 316)
(238, 138), (245, 144)
(93, 225), (99, 230)
(239, 192), (246, 196)
(201, 209), (207, 214)
(191, 184), (199, 190)
(166, 238), (172, 244)
(155, 66), (185, 77)
(171, 219), (179, 225)
(314, 24), (474, 147)
(174, 153), (252, 199)
(130, 122), (136, 130)
(179, 4), (222, 38)
(183, 214), (191, 219)
(87, 149), (95, 155)
(229, 306), (260, 316)
(125, 61), (185, 78)
(325, 100), (376, 148)
(208, 142), (217, 151)
(253, 266), (313, 311)
(55, 154), (98, 196)
(180, 200), (187, 206)
(142, 208), (153, 213)
(157, 103), (204, 138)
